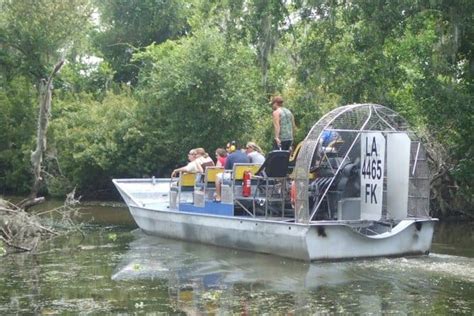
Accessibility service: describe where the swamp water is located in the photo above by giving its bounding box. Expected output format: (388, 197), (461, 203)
(0, 203), (473, 314)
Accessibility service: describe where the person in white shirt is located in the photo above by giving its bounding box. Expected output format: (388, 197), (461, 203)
(171, 149), (199, 177)
(171, 148), (214, 177)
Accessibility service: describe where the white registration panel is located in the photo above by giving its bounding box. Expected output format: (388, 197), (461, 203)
(360, 132), (385, 220)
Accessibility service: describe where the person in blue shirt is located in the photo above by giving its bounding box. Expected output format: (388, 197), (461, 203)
(320, 125), (342, 153)
(214, 141), (250, 202)
(321, 130), (337, 146)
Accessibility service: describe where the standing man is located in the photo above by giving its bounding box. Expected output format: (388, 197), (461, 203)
(271, 95), (296, 150)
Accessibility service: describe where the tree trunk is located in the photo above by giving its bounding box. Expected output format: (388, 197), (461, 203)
(19, 60), (64, 209)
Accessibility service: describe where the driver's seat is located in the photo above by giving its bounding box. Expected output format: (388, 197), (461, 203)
(254, 150), (290, 217)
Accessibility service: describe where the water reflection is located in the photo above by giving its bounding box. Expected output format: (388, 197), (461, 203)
(79, 203), (136, 227)
(432, 221), (474, 257)
(112, 230), (474, 314)
(0, 201), (473, 314)
(112, 231), (355, 291)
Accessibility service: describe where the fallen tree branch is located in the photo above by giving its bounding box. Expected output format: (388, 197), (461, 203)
(17, 197), (46, 210)
(1, 227), (12, 241)
(1, 189), (84, 255)
(0, 236), (31, 252)
(34, 223), (59, 236)
(0, 207), (20, 214)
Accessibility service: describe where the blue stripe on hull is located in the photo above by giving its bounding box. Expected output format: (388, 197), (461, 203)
(179, 202), (234, 216)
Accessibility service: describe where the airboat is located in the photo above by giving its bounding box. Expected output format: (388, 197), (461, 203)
(113, 104), (437, 261)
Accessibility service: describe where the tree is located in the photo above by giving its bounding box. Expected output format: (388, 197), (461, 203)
(50, 91), (140, 195)
(0, 77), (36, 194)
(27, 60), (64, 205)
(133, 27), (263, 175)
(293, 0), (473, 216)
(0, 0), (93, 199)
(93, 0), (192, 85)
(0, 0), (93, 85)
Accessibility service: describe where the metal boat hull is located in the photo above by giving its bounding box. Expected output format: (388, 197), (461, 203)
(128, 204), (435, 261)
(114, 178), (436, 261)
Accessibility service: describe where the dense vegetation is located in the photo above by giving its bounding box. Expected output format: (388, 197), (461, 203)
(0, 0), (472, 217)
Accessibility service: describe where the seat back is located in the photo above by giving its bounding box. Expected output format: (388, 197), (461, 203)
(233, 163), (262, 180)
(180, 172), (196, 187)
(200, 160), (215, 171)
(257, 150), (290, 178)
(205, 166), (224, 183)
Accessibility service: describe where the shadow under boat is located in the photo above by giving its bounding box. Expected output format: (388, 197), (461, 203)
(112, 230), (363, 292)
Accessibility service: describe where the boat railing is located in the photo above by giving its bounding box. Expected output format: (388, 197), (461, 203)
(222, 163), (261, 210)
(252, 174), (288, 219)
(170, 172), (196, 208)
(193, 166), (224, 206)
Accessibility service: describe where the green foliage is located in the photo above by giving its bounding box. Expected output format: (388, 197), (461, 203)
(294, 0), (473, 214)
(58, 59), (115, 98)
(93, 0), (192, 84)
(133, 28), (263, 172)
(0, 0), (95, 194)
(107, 232), (117, 242)
(0, 76), (36, 193)
(0, 0), (471, 215)
(51, 90), (140, 192)
(0, 0), (93, 82)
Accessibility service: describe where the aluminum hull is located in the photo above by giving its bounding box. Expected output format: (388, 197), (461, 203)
(113, 178), (436, 261)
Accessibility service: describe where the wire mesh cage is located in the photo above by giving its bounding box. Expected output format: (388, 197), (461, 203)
(293, 104), (430, 223)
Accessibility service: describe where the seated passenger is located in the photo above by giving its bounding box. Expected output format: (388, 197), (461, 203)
(321, 125), (341, 148)
(215, 148), (228, 167)
(194, 147), (215, 171)
(245, 142), (265, 164)
(171, 148), (202, 178)
(214, 141), (250, 202)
